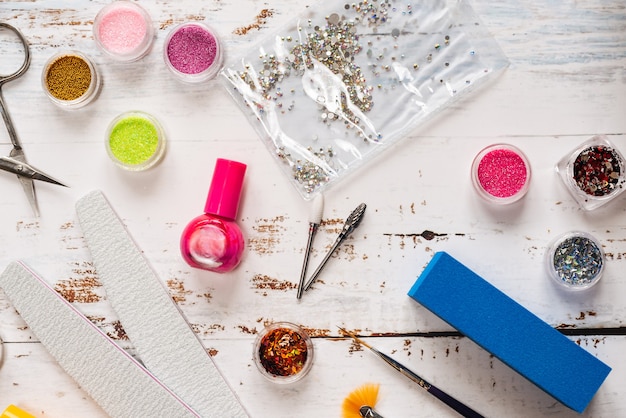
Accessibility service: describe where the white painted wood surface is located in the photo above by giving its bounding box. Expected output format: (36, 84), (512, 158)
(0, 0), (624, 417)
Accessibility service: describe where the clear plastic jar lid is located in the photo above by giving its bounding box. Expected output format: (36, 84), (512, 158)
(253, 322), (314, 384)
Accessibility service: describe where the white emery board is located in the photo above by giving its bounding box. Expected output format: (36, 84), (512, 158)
(75, 190), (248, 418)
(0, 261), (199, 418)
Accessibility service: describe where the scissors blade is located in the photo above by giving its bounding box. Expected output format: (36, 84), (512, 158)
(7, 149), (39, 216)
(0, 155), (68, 186)
(30, 170), (68, 187)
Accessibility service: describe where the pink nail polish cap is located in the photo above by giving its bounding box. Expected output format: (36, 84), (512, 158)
(204, 159), (247, 220)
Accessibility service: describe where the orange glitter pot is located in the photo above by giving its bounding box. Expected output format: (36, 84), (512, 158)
(253, 322), (314, 384)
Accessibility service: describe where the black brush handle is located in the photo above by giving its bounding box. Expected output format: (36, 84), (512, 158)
(374, 348), (484, 418)
(427, 384), (485, 418)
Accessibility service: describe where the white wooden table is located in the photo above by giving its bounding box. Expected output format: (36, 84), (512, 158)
(1, 1), (625, 417)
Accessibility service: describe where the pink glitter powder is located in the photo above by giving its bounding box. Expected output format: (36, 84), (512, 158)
(166, 25), (218, 75)
(477, 148), (528, 198)
(97, 6), (148, 56)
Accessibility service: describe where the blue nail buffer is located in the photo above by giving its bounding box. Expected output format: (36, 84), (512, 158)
(408, 251), (611, 413)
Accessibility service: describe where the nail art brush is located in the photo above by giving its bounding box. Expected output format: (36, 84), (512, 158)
(303, 203), (366, 292)
(338, 327), (484, 418)
(296, 194), (324, 299)
(342, 383), (384, 418)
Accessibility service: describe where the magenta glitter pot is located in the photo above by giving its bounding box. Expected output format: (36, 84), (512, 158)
(164, 22), (223, 83)
(471, 143), (531, 205)
(93, 1), (155, 62)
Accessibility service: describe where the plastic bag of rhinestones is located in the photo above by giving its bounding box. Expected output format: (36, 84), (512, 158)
(222, 0), (509, 200)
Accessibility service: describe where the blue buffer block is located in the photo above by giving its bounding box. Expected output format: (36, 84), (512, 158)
(408, 252), (611, 413)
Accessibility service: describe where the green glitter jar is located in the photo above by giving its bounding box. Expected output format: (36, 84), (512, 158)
(106, 111), (165, 171)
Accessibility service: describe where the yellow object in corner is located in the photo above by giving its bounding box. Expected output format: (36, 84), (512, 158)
(1, 405), (36, 418)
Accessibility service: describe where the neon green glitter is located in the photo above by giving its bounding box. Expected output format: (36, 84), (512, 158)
(108, 115), (159, 165)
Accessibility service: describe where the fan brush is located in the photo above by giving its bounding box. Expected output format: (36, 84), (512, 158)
(339, 327), (484, 418)
(342, 383), (383, 418)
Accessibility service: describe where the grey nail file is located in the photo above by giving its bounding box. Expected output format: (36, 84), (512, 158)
(75, 190), (248, 418)
(0, 261), (199, 418)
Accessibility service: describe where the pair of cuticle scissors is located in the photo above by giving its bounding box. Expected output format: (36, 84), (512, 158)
(0, 22), (66, 217)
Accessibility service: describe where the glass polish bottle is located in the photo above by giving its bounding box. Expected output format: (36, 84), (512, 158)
(180, 158), (247, 273)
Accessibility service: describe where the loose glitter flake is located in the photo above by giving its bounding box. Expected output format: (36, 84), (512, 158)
(223, 0), (508, 198)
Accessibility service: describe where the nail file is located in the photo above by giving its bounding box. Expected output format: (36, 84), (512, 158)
(0, 261), (199, 418)
(408, 251), (612, 413)
(75, 190), (248, 418)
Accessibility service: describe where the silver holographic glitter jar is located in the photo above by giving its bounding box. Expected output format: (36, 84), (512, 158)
(545, 231), (605, 291)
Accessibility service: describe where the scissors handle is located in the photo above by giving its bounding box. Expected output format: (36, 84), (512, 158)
(0, 23), (31, 84)
(0, 23), (31, 150)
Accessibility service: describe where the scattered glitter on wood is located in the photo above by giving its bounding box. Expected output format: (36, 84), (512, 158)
(54, 263), (102, 304)
(166, 278), (192, 303)
(233, 9), (274, 35)
(249, 216), (286, 255)
(15, 221), (40, 232)
(238, 325), (258, 335)
(59, 222), (74, 230)
(89, 316), (129, 341)
(301, 327), (330, 337)
(251, 274), (296, 294)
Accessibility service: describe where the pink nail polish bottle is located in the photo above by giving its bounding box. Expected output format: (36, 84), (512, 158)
(180, 158), (247, 273)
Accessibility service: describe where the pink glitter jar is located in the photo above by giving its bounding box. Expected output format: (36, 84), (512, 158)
(471, 143), (531, 204)
(93, 1), (154, 62)
(164, 22), (223, 83)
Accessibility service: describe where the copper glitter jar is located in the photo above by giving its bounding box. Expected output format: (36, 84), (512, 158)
(545, 231), (605, 291)
(42, 51), (101, 110)
(253, 322), (314, 384)
(556, 135), (626, 211)
(163, 22), (223, 83)
(471, 143), (531, 205)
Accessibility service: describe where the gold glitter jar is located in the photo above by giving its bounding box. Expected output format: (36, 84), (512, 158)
(42, 51), (101, 110)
